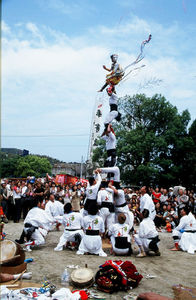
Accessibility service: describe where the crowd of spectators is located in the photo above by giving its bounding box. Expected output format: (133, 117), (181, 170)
(0, 177), (87, 223)
(124, 186), (196, 231)
(1, 177), (196, 232)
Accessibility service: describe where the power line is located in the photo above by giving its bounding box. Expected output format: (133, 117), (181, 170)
(2, 133), (89, 138)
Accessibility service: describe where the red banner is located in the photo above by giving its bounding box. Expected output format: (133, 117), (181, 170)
(55, 174), (88, 186)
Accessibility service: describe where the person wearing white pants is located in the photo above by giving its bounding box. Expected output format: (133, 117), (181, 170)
(134, 209), (160, 257)
(54, 203), (84, 251)
(77, 204), (107, 257)
(97, 182), (115, 232)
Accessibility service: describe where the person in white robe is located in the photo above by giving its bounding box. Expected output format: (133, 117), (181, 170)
(101, 124), (117, 169)
(108, 182), (134, 226)
(77, 204), (107, 257)
(134, 209), (160, 257)
(140, 186), (156, 220)
(171, 207), (196, 254)
(83, 170), (102, 216)
(45, 194), (64, 230)
(54, 203), (84, 251)
(97, 182), (115, 231)
(108, 213), (133, 255)
(15, 199), (54, 251)
(97, 166), (120, 182)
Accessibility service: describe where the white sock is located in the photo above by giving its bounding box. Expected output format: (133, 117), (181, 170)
(13, 272), (32, 280)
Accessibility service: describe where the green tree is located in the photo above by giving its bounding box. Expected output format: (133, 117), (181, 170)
(15, 155), (52, 177)
(93, 94), (194, 187)
(0, 152), (20, 178)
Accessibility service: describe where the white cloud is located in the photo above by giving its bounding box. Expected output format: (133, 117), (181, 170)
(2, 17), (196, 161)
(1, 20), (11, 34)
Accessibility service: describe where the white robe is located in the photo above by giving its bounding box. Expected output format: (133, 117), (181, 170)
(175, 213), (196, 254)
(24, 207), (54, 246)
(108, 223), (132, 255)
(140, 193), (156, 220)
(45, 200), (64, 217)
(54, 212), (84, 251)
(77, 215), (107, 256)
(134, 217), (158, 251)
(115, 189), (134, 227)
(97, 188), (115, 230)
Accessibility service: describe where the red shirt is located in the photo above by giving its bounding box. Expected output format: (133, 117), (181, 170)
(152, 192), (161, 204)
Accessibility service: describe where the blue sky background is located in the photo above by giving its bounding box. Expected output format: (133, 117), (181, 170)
(2, 0), (196, 162)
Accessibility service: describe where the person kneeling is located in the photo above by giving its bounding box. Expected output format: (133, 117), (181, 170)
(108, 213), (132, 255)
(54, 203), (84, 251)
(15, 199), (54, 251)
(134, 209), (160, 257)
(77, 204), (107, 257)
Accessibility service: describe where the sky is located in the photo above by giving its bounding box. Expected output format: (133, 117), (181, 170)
(2, 0), (196, 163)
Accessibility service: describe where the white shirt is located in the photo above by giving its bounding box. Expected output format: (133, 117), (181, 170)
(139, 217), (158, 239)
(175, 213), (196, 232)
(24, 207), (54, 231)
(109, 93), (118, 106)
(83, 215), (105, 233)
(115, 189), (126, 206)
(86, 173), (102, 200)
(140, 193), (155, 219)
(108, 223), (131, 238)
(62, 212), (83, 230)
(102, 132), (116, 150)
(97, 188), (114, 205)
(45, 200), (64, 217)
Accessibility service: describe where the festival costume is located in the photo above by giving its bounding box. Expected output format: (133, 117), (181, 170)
(100, 166), (120, 182)
(102, 131), (117, 168)
(173, 212), (196, 254)
(83, 173), (102, 215)
(45, 200), (64, 218)
(77, 214), (107, 256)
(54, 211), (84, 251)
(16, 207), (54, 249)
(108, 223), (132, 255)
(104, 93), (121, 126)
(97, 188), (115, 230)
(134, 217), (159, 253)
(140, 193), (156, 220)
(114, 189), (134, 227)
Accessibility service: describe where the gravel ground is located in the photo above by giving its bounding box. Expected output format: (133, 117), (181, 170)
(3, 221), (196, 299)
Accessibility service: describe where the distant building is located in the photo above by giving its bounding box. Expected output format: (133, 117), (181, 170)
(52, 162), (87, 178)
(1, 148), (29, 156)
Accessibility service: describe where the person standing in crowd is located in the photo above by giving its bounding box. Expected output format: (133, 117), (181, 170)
(152, 187), (162, 205)
(71, 185), (82, 212)
(13, 182), (22, 223)
(160, 189), (169, 206)
(21, 181), (28, 219)
(140, 186), (156, 220)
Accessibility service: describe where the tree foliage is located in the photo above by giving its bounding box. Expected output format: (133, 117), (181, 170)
(92, 94), (196, 188)
(0, 153), (52, 178)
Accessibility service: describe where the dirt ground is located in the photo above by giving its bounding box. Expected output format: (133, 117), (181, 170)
(3, 221), (196, 299)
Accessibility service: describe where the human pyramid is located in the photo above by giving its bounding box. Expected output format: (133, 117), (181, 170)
(15, 55), (158, 258)
(15, 54), (196, 258)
